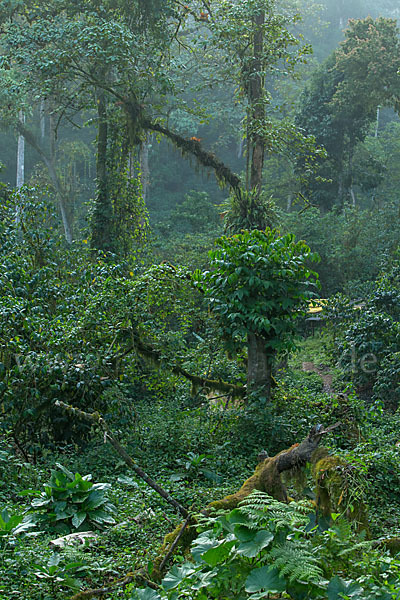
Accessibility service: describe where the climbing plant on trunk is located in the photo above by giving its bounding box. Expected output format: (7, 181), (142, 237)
(194, 229), (320, 396)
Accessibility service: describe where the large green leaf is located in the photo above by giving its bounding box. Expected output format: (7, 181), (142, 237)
(245, 566), (286, 594)
(91, 483), (111, 491)
(55, 463), (75, 480)
(202, 539), (235, 567)
(190, 569), (218, 590)
(32, 496), (51, 508)
(218, 508), (252, 534)
(53, 501), (67, 514)
(236, 530), (274, 558)
(89, 509), (115, 524)
(162, 563), (195, 590)
(132, 588), (161, 600)
(191, 531), (219, 563)
(327, 576), (363, 599)
(72, 511), (87, 529)
(83, 489), (107, 510)
(234, 524), (257, 542)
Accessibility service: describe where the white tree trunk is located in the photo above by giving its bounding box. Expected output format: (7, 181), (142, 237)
(16, 117), (73, 243)
(237, 137), (244, 159)
(40, 100), (46, 140)
(350, 186), (356, 208)
(375, 106), (380, 138)
(16, 111), (25, 188)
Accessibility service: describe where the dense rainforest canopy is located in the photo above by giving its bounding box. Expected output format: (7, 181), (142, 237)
(1, 1), (400, 599)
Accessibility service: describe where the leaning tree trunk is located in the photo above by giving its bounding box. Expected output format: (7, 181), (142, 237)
(16, 119), (74, 243)
(49, 112), (74, 243)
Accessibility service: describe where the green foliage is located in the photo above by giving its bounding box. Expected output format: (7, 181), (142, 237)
(296, 17), (400, 209)
(171, 452), (222, 485)
(333, 17), (400, 117)
(223, 189), (281, 233)
(33, 553), (86, 593)
(282, 204), (400, 294)
(327, 257), (400, 406)
(23, 464), (116, 534)
(132, 491), (400, 599)
(194, 228), (319, 358)
(0, 508), (35, 541)
(169, 191), (220, 235)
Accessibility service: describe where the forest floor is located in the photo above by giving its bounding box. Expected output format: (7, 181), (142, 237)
(2, 334), (400, 599)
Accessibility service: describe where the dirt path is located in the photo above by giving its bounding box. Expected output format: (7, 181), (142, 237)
(302, 361), (333, 394)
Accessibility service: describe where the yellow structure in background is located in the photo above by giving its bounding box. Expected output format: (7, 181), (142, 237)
(308, 299), (328, 315)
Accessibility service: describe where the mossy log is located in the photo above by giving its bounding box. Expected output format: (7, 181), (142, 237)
(374, 537), (400, 555)
(151, 424), (342, 580)
(312, 450), (369, 532)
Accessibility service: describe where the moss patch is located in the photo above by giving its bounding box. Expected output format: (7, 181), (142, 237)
(313, 455), (369, 532)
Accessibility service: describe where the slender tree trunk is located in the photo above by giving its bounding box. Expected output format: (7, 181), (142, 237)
(40, 100), (46, 140)
(350, 186), (356, 208)
(375, 106), (380, 138)
(348, 149), (356, 208)
(237, 137), (244, 159)
(140, 133), (150, 202)
(16, 111), (25, 188)
(249, 11), (265, 199)
(287, 193), (293, 212)
(91, 90), (114, 252)
(16, 118), (74, 243)
(337, 169), (344, 209)
(246, 10), (272, 394)
(49, 113), (74, 243)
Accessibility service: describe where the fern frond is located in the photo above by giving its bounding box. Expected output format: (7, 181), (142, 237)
(337, 540), (373, 557)
(269, 539), (324, 584)
(332, 518), (353, 541)
(239, 490), (283, 511)
(239, 491), (313, 530)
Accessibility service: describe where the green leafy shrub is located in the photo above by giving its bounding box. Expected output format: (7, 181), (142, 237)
(33, 553), (87, 594)
(24, 464), (116, 534)
(171, 452), (222, 484)
(131, 491), (400, 600)
(0, 508), (36, 543)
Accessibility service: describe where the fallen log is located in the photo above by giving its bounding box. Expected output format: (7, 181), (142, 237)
(65, 415), (369, 598)
(151, 423), (343, 580)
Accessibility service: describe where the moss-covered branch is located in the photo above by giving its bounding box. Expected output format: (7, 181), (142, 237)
(121, 332), (246, 398)
(143, 119), (242, 194)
